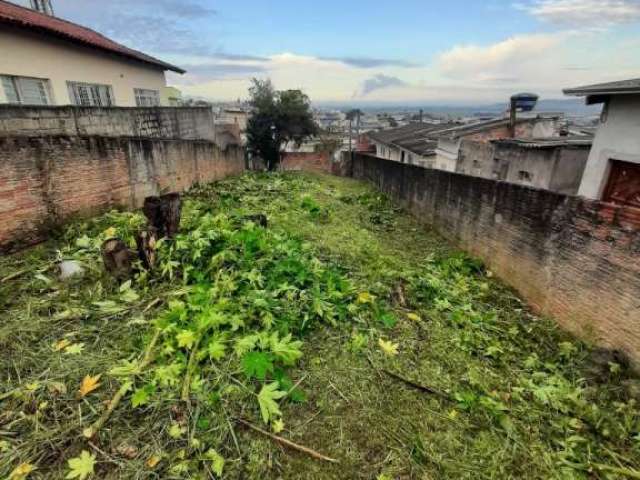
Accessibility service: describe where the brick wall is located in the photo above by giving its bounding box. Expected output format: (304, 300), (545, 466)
(0, 105), (216, 142)
(349, 154), (640, 366)
(0, 135), (244, 251)
(280, 151), (332, 173)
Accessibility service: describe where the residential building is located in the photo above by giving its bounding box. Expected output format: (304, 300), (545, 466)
(367, 122), (457, 168)
(433, 113), (562, 172)
(457, 137), (592, 195)
(564, 79), (640, 206)
(0, 0), (184, 107)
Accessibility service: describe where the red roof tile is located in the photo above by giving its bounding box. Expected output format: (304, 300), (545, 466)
(0, 0), (185, 73)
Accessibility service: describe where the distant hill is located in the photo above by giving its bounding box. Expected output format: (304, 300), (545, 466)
(318, 98), (601, 118)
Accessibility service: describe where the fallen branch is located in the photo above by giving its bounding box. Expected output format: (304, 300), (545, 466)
(1, 269), (28, 284)
(143, 297), (163, 314)
(83, 329), (161, 439)
(235, 418), (338, 463)
(141, 329), (162, 368)
(83, 381), (132, 439)
(381, 368), (450, 401)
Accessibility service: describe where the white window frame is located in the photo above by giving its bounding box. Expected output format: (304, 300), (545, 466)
(134, 88), (161, 107)
(1, 74), (53, 105)
(67, 81), (114, 107)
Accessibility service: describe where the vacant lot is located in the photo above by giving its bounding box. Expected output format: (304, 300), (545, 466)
(1, 172), (639, 479)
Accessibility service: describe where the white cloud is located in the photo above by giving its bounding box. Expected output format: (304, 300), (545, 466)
(519, 0), (640, 26)
(436, 33), (569, 82)
(170, 32), (640, 104)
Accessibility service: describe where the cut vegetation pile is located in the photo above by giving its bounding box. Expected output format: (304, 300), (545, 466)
(1, 172), (639, 479)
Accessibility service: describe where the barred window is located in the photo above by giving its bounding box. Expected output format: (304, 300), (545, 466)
(134, 88), (160, 107)
(1, 75), (51, 105)
(67, 81), (114, 107)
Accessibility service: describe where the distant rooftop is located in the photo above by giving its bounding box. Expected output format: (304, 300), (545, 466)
(434, 113), (561, 140)
(0, 0), (185, 73)
(368, 122), (457, 156)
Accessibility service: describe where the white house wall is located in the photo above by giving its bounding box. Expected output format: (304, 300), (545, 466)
(0, 28), (168, 107)
(578, 95), (640, 199)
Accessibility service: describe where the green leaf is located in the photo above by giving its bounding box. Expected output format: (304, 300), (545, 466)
(242, 352), (275, 380)
(131, 385), (155, 408)
(274, 370), (307, 403)
(109, 360), (142, 377)
(377, 310), (397, 329)
(205, 449), (225, 477)
(208, 338), (227, 362)
(75, 235), (92, 249)
(257, 382), (287, 424)
(66, 451), (96, 480)
(154, 363), (183, 387)
(176, 330), (197, 349)
(168, 422), (185, 439)
(270, 334), (303, 365)
(234, 334), (259, 357)
(64, 343), (85, 355)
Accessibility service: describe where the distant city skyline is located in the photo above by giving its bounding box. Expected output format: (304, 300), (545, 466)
(14, 0), (640, 104)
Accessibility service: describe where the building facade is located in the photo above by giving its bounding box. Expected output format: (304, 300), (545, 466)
(457, 137), (591, 195)
(0, 0), (184, 107)
(564, 79), (640, 206)
(433, 114), (562, 172)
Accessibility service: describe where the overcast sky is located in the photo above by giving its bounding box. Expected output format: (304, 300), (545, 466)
(16, 0), (640, 104)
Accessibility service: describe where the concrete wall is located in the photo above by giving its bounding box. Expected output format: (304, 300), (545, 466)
(0, 135), (244, 251)
(578, 95), (640, 199)
(548, 147), (590, 195)
(0, 105), (215, 142)
(280, 151), (332, 173)
(0, 27), (169, 107)
(348, 154), (640, 367)
(458, 140), (588, 195)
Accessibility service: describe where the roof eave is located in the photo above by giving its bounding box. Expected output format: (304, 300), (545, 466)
(2, 18), (186, 74)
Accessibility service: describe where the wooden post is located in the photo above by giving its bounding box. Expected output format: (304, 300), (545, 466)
(102, 238), (132, 278)
(143, 193), (181, 238)
(136, 227), (158, 270)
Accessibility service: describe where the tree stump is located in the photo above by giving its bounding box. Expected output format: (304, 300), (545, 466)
(136, 227), (158, 270)
(143, 193), (182, 238)
(102, 238), (132, 278)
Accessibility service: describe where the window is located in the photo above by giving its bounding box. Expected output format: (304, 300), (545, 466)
(134, 88), (160, 107)
(67, 81), (114, 106)
(1, 75), (52, 105)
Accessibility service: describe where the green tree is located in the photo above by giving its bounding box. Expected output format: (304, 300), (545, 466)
(246, 79), (318, 171)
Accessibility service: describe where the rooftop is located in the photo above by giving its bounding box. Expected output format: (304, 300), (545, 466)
(492, 136), (593, 149)
(563, 78), (640, 97)
(0, 0), (185, 73)
(368, 122), (457, 156)
(434, 113), (561, 140)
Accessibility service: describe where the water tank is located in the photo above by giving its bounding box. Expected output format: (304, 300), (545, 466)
(510, 93), (539, 112)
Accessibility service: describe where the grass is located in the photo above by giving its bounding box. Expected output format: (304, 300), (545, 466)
(1, 172), (639, 480)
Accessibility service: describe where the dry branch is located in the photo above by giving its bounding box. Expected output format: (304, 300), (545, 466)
(83, 381), (132, 439)
(83, 329), (162, 439)
(381, 368), (451, 401)
(235, 418), (338, 463)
